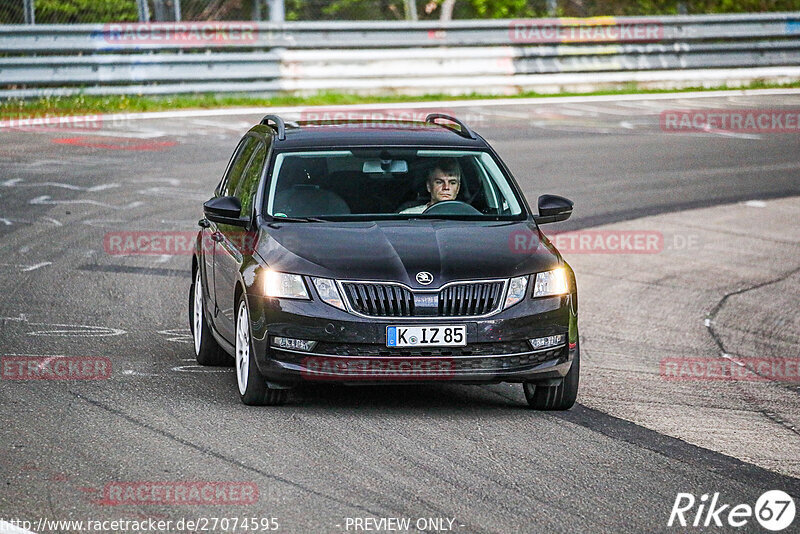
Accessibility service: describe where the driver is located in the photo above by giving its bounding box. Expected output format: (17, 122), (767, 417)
(400, 158), (461, 214)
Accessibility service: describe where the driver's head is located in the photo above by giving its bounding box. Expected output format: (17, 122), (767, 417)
(426, 158), (461, 204)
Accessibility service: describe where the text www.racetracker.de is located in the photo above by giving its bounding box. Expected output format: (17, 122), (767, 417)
(0, 517), (280, 533)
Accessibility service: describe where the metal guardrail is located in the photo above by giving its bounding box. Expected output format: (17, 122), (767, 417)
(0, 13), (798, 98)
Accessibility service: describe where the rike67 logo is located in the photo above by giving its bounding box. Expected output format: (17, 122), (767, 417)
(669, 490), (795, 531)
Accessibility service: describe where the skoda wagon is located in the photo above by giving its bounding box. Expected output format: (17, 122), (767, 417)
(190, 114), (579, 409)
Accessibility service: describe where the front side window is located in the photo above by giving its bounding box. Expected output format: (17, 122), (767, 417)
(263, 149), (524, 220)
(236, 144), (266, 218)
(219, 136), (258, 198)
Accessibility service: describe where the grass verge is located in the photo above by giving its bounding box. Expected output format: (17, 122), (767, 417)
(2, 80), (800, 119)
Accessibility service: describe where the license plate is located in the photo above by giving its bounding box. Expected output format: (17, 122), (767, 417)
(386, 325), (466, 347)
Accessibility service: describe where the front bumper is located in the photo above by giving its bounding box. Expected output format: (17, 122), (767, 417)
(247, 290), (578, 386)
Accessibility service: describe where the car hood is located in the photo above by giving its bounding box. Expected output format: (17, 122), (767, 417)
(256, 220), (560, 288)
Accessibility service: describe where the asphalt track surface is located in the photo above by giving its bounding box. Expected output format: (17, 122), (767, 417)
(1, 91), (800, 533)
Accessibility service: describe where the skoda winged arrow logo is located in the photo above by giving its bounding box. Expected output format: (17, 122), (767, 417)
(416, 271), (434, 285)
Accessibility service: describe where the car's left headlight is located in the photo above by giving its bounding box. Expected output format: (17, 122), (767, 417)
(532, 268), (569, 298)
(503, 275), (529, 309)
(263, 270), (309, 299)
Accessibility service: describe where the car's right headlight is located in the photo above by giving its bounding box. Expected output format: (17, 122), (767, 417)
(532, 268), (569, 298)
(311, 277), (345, 310)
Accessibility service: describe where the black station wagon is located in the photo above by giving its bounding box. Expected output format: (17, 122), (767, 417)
(190, 114), (579, 409)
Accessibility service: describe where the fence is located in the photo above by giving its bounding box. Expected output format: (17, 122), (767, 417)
(0, 13), (798, 98)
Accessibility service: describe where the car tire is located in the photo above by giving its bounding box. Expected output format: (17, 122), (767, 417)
(235, 296), (288, 406)
(523, 342), (580, 411)
(190, 267), (231, 367)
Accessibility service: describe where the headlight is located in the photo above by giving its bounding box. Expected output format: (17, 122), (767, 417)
(311, 277), (345, 310)
(533, 268), (569, 297)
(263, 270), (309, 299)
(503, 275), (529, 309)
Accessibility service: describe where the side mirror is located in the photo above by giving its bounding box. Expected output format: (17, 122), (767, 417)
(534, 194), (573, 225)
(203, 196), (249, 227)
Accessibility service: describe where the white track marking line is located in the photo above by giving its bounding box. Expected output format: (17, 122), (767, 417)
(470, 108), (532, 119)
(40, 217), (63, 226)
(81, 129), (166, 139)
(172, 365), (232, 373)
(121, 369), (160, 376)
(190, 119), (253, 131)
(700, 124), (762, 140)
(3, 353), (66, 358)
(21, 262), (51, 272)
(0, 263), (51, 272)
(10, 88), (798, 125)
(81, 218), (127, 227)
(0, 314), (27, 322)
(2, 179), (119, 192)
(136, 178), (182, 186)
(28, 195), (143, 210)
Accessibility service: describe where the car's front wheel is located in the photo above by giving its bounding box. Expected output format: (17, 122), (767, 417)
(235, 296), (288, 406)
(190, 268), (230, 366)
(523, 342), (580, 410)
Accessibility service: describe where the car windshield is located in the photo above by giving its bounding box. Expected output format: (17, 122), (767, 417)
(263, 148), (525, 220)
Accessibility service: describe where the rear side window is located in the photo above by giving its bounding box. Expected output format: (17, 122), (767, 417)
(219, 136), (258, 198)
(236, 143), (266, 218)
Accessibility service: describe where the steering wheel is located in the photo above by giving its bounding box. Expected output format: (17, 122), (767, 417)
(422, 200), (483, 216)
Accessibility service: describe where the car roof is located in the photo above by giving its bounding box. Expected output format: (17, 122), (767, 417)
(252, 120), (490, 150)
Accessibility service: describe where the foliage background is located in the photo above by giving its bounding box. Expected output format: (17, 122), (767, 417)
(1, 0), (797, 23)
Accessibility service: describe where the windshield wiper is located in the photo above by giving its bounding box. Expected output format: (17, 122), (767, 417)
(267, 216), (327, 226)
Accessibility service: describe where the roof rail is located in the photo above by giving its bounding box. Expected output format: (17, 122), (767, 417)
(260, 114), (286, 140)
(425, 113), (476, 140)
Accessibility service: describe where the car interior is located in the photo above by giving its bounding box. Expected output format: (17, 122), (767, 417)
(269, 152), (505, 217)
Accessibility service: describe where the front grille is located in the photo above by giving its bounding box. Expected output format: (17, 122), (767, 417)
(438, 282), (504, 316)
(341, 280), (505, 318)
(341, 282), (414, 317)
